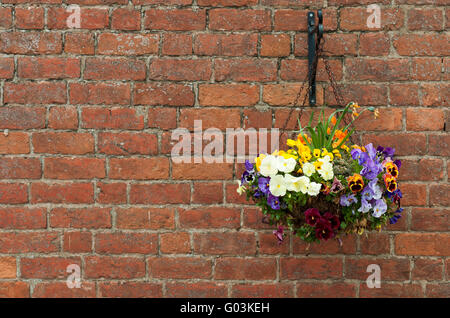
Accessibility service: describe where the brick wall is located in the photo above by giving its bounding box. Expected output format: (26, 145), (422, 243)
(0, 0), (448, 298)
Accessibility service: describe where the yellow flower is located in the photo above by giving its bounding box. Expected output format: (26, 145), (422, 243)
(321, 148), (329, 156)
(357, 227), (364, 235)
(332, 149), (341, 158)
(313, 149), (321, 158)
(313, 160), (323, 170)
(341, 144), (350, 152)
(286, 139), (296, 148)
(255, 154), (266, 172)
(374, 109), (379, 119)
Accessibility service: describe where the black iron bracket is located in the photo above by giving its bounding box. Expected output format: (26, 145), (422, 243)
(307, 10), (323, 106)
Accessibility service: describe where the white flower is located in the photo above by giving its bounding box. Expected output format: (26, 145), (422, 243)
(318, 162), (334, 181)
(285, 174), (309, 193)
(260, 155), (278, 177)
(269, 174), (287, 197)
(277, 156), (296, 173)
(319, 155), (331, 163)
(302, 162), (315, 177)
(306, 181), (322, 196)
(236, 180), (246, 195)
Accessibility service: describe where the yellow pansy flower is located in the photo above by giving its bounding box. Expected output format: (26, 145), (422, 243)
(313, 149), (321, 158)
(255, 153), (266, 172)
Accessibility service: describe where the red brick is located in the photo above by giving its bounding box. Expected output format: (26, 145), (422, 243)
(21, 257), (80, 279)
(33, 132), (94, 154)
(325, 84), (388, 106)
(148, 257), (212, 279)
(352, 107), (403, 131)
(0, 282), (29, 298)
(149, 59), (211, 81)
(81, 107), (143, 129)
(192, 182), (223, 204)
(428, 135), (450, 157)
(98, 132), (157, 155)
(179, 108), (241, 130)
(0, 57), (14, 78)
(430, 184), (450, 207)
(0, 207), (45, 229)
(160, 232), (191, 254)
(44, 157), (105, 180)
(109, 158), (169, 180)
(48, 106), (78, 130)
(84, 58), (146, 81)
(346, 58), (410, 81)
(98, 33), (159, 56)
(15, 7), (44, 29)
(297, 282), (356, 298)
(179, 207), (240, 229)
(226, 182), (252, 204)
(263, 83), (311, 106)
(32, 183), (94, 204)
(215, 59), (277, 82)
(47, 8), (108, 29)
(215, 257), (276, 280)
(166, 282), (227, 298)
(133, 0), (191, 3)
(261, 34), (290, 57)
(393, 34), (449, 56)
(408, 8), (444, 31)
(411, 208), (450, 232)
(359, 33), (390, 56)
(258, 232), (290, 255)
(0, 158), (41, 179)
(50, 207), (111, 228)
(345, 258), (410, 281)
(135, 83), (194, 106)
(411, 58), (442, 81)
(70, 83), (131, 105)
(96, 182), (127, 204)
(193, 232), (256, 255)
(281, 59), (343, 81)
(4, 82), (66, 105)
(406, 108), (444, 131)
(292, 235), (357, 255)
(0, 8), (12, 29)
(116, 207), (175, 229)
(198, 0), (257, 5)
(85, 256), (145, 279)
(243, 108), (272, 129)
(111, 8), (140, 30)
(63, 231), (92, 253)
(144, 9), (206, 31)
(400, 183), (427, 206)
(399, 159), (443, 182)
(130, 184), (190, 204)
(33, 282), (95, 298)
(390, 84), (419, 106)
(0, 132), (30, 154)
(172, 162), (233, 180)
(280, 257), (343, 279)
(359, 283), (422, 298)
(340, 7), (404, 31)
(231, 284), (294, 298)
(162, 33), (192, 56)
(98, 282), (162, 298)
(64, 32), (95, 55)
(0, 257), (16, 278)
(421, 83), (449, 107)
(360, 232), (390, 255)
(95, 232), (157, 254)
(426, 283), (450, 297)
(362, 133), (427, 156)
(147, 107), (178, 130)
(323, 33), (358, 56)
(413, 258), (443, 281)
(275, 9), (337, 31)
(0, 32), (61, 54)
(0, 232), (59, 253)
(194, 33), (257, 56)
(210, 9), (270, 31)
(395, 233), (450, 256)
(199, 84), (259, 106)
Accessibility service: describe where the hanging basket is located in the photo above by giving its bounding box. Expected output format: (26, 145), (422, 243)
(237, 103), (404, 244)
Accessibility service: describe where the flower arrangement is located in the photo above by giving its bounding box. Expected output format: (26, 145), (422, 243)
(237, 102), (403, 244)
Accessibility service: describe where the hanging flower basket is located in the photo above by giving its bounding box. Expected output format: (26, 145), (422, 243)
(237, 102), (403, 244)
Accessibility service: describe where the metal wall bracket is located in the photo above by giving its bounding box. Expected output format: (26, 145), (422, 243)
(307, 10), (323, 106)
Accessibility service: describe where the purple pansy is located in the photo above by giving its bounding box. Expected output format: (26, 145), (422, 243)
(267, 193), (280, 210)
(258, 177), (270, 195)
(351, 148), (369, 165)
(372, 199), (387, 218)
(340, 193), (357, 207)
(358, 199), (372, 213)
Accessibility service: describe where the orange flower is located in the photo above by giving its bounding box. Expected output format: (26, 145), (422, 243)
(384, 173), (398, 192)
(333, 129), (347, 141)
(331, 116), (337, 126)
(347, 173), (364, 193)
(384, 162), (399, 178)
